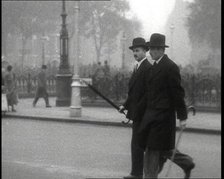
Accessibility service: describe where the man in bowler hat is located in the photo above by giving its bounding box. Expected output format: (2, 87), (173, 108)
(119, 37), (152, 179)
(138, 33), (195, 178)
(33, 65), (51, 108)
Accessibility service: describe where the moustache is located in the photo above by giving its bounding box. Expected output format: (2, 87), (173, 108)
(134, 55), (138, 58)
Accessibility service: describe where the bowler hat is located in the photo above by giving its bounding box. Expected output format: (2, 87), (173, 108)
(146, 33), (169, 48)
(129, 37), (149, 51)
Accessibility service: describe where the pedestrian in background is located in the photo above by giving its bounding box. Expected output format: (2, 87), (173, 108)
(33, 65), (51, 108)
(103, 60), (110, 76)
(2, 67), (6, 86)
(2, 67), (8, 113)
(119, 37), (152, 179)
(4, 65), (18, 112)
(93, 62), (105, 95)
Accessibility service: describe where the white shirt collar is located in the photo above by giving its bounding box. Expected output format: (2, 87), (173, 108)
(155, 55), (164, 64)
(136, 57), (147, 69)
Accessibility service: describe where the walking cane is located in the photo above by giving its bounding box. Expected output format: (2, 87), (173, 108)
(165, 106), (196, 177)
(80, 79), (130, 124)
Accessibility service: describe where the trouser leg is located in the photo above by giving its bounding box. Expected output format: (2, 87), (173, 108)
(158, 150), (194, 174)
(158, 154), (168, 174)
(144, 148), (160, 179)
(33, 96), (39, 105)
(43, 88), (50, 106)
(168, 150), (194, 171)
(131, 121), (144, 176)
(33, 88), (40, 105)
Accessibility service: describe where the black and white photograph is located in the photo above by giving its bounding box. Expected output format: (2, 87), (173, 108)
(2, 0), (221, 178)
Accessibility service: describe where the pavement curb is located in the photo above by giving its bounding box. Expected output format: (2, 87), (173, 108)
(3, 113), (221, 135)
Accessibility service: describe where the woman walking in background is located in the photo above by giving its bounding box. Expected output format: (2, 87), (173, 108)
(4, 65), (18, 112)
(2, 67), (8, 114)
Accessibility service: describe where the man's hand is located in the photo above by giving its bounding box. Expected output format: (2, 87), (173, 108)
(179, 120), (187, 130)
(118, 105), (125, 113)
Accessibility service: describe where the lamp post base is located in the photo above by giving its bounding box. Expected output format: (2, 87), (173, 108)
(70, 76), (82, 117)
(70, 106), (81, 117)
(56, 98), (71, 107)
(56, 74), (72, 107)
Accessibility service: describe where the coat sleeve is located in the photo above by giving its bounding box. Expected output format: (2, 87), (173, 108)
(133, 65), (151, 121)
(135, 67), (150, 116)
(168, 64), (187, 120)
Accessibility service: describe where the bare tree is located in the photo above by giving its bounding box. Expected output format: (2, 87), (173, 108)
(186, 0), (221, 51)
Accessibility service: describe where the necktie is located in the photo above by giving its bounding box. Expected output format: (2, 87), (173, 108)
(133, 64), (138, 73)
(153, 61), (157, 67)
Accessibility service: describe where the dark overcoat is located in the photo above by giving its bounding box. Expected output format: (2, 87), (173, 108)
(4, 72), (18, 105)
(123, 59), (152, 122)
(138, 54), (187, 150)
(35, 71), (48, 97)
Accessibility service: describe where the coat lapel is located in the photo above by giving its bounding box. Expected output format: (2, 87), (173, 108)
(129, 59), (148, 89)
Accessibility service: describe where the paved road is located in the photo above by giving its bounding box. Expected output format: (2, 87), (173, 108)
(2, 118), (221, 179)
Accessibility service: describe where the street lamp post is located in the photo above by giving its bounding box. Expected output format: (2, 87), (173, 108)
(70, 1), (82, 117)
(54, 33), (60, 58)
(121, 31), (126, 69)
(56, 0), (73, 106)
(40, 33), (49, 65)
(31, 35), (37, 67)
(31, 18), (37, 67)
(170, 23), (175, 60)
(41, 35), (45, 65)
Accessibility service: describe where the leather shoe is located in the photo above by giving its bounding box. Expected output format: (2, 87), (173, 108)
(184, 163), (195, 179)
(123, 174), (143, 179)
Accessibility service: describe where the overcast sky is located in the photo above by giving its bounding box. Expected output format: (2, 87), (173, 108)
(127, 0), (193, 38)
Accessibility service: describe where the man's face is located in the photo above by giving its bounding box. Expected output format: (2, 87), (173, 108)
(149, 47), (164, 60)
(132, 47), (146, 62)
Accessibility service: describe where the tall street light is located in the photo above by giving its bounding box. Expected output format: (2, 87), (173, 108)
(170, 23), (175, 60)
(121, 31), (126, 69)
(70, 1), (82, 117)
(31, 35), (37, 67)
(40, 33), (49, 65)
(56, 0), (73, 106)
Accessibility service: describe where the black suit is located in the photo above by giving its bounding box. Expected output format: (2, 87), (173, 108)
(124, 59), (152, 122)
(123, 58), (152, 176)
(138, 54), (194, 176)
